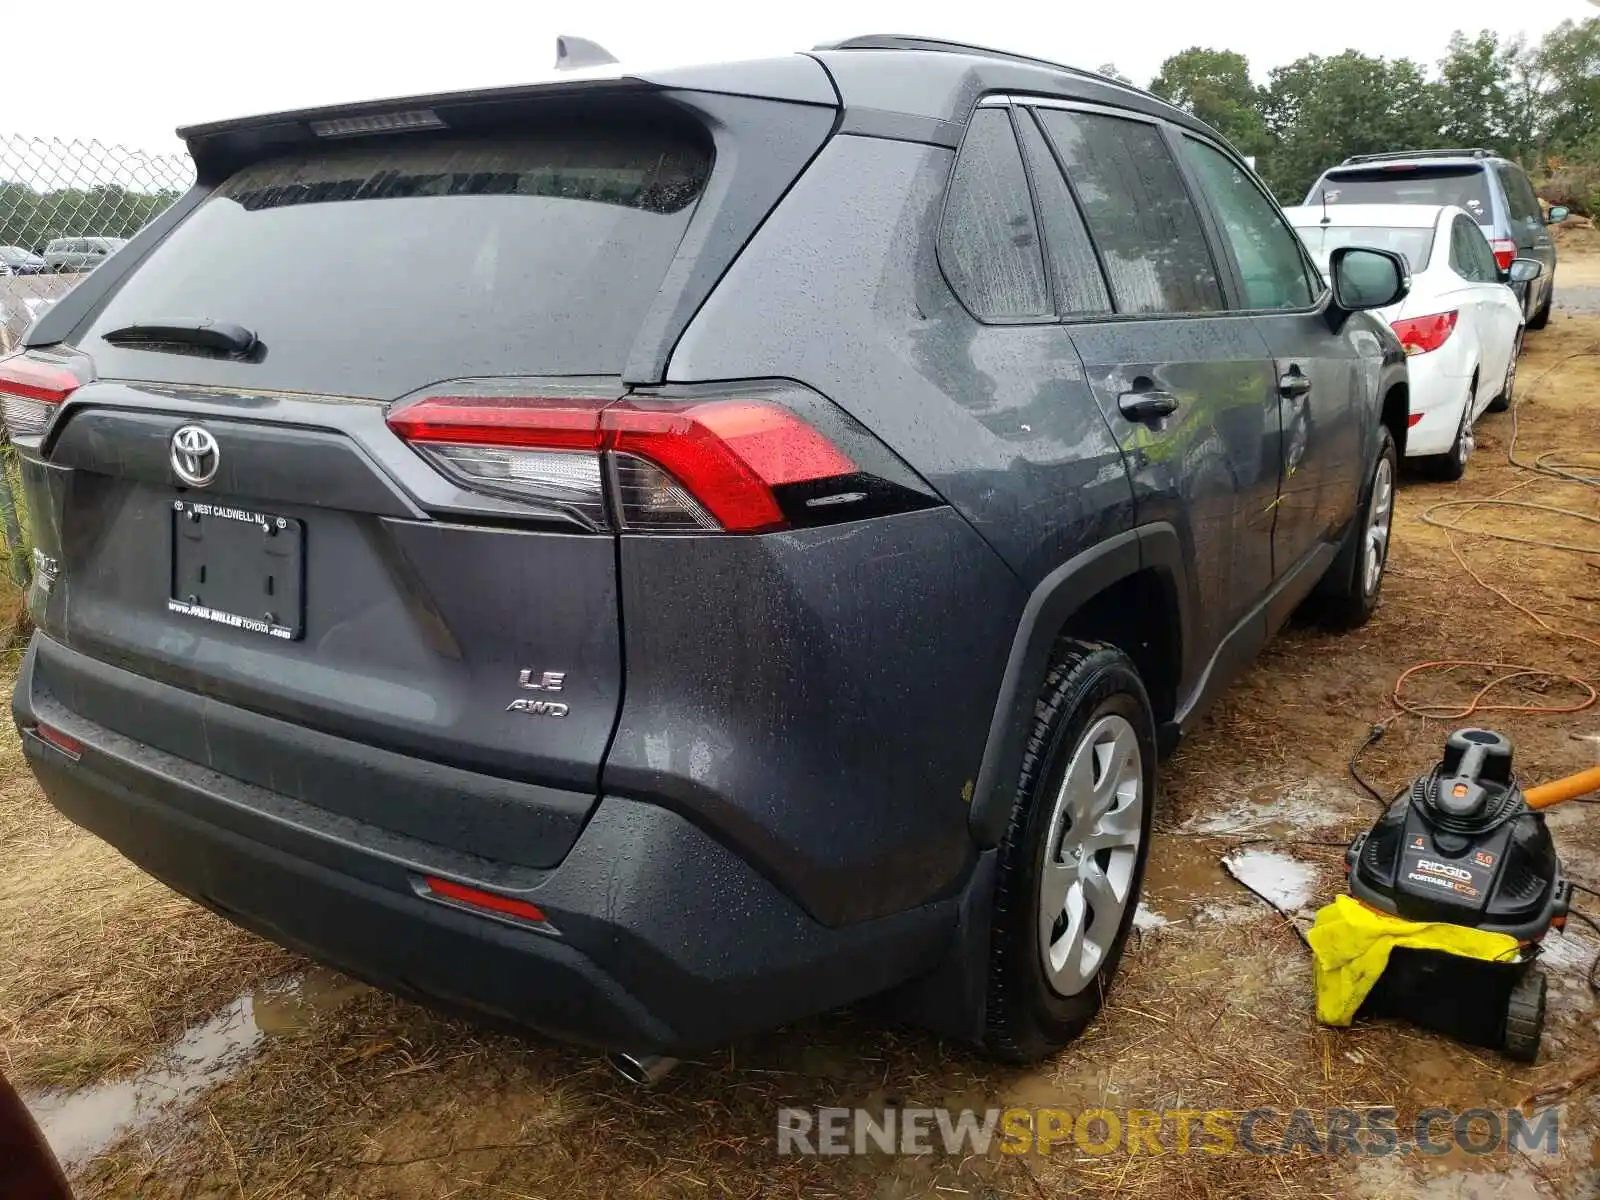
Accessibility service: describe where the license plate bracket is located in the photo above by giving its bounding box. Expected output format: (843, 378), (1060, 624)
(169, 500), (304, 640)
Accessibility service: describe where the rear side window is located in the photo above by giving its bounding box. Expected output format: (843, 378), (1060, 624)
(1451, 215), (1500, 283)
(1310, 166), (1492, 222)
(1494, 162), (1543, 240)
(83, 126), (711, 397)
(939, 108), (1050, 320)
(1034, 109), (1223, 315)
(1013, 111), (1111, 316)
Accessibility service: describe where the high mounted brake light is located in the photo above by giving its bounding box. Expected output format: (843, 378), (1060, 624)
(0, 352), (84, 438)
(309, 109), (445, 138)
(386, 384), (859, 533)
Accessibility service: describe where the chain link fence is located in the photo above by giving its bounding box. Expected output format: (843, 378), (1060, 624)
(1, 134), (193, 350)
(0, 134), (193, 590)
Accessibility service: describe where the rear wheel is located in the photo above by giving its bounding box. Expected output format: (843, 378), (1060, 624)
(983, 641), (1156, 1063)
(1527, 289), (1551, 331)
(1429, 385), (1476, 482)
(1487, 330), (1522, 414)
(1315, 427), (1397, 630)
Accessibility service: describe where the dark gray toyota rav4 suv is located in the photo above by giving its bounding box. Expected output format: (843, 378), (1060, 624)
(4, 36), (1410, 1066)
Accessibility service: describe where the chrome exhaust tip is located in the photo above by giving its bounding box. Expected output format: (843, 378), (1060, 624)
(607, 1051), (680, 1086)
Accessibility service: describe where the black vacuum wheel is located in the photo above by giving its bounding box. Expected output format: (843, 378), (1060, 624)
(1502, 969), (1547, 1063)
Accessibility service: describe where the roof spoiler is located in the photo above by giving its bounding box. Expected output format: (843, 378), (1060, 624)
(177, 70), (660, 183)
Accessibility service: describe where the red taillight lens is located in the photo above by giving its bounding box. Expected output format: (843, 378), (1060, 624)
(421, 876), (546, 924)
(384, 394), (606, 451)
(1391, 311), (1458, 356)
(1490, 239), (1516, 272)
(1407, 412), (1424, 428)
(603, 400), (855, 532)
(387, 384), (859, 534)
(33, 722), (84, 759)
(0, 352), (81, 437)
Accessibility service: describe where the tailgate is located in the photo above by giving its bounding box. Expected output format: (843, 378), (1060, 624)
(4, 85), (836, 866)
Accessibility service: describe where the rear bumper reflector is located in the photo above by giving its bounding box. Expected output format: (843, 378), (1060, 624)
(419, 875), (550, 927)
(32, 722), (84, 760)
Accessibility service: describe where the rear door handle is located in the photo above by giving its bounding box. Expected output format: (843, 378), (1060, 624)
(1117, 389), (1179, 422)
(1279, 372), (1312, 399)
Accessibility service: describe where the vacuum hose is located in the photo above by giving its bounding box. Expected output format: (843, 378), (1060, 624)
(1525, 764), (1600, 810)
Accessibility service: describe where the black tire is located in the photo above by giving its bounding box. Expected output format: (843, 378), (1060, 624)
(1428, 387), (1475, 482)
(1487, 329), (1523, 414)
(1315, 427), (1398, 630)
(1502, 968), (1546, 1063)
(1527, 289), (1551, 331)
(983, 640), (1157, 1063)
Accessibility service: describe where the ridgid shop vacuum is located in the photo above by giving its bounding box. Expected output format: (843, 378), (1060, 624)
(1340, 729), (1582, 1062)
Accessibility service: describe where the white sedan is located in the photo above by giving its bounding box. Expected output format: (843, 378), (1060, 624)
(1282, 202), (1540, 479)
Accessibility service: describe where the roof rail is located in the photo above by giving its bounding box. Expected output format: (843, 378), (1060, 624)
(816, 34), (1162, 102)
(1339, 147), (1494, 165)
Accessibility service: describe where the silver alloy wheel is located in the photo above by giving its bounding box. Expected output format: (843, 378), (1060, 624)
(1038, 713), (1143, 997)
(1364, 455), (1394, 595)
(1454, 399), (1475, 469)
(1504, 332), (1521, 401)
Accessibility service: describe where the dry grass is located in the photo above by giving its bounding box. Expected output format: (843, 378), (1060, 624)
(5, 293), (1600, 1197)
(0, 721), (296, 1091)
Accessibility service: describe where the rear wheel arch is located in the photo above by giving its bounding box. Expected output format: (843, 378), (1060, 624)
(1381, 380), (1409, 461)
(968, 526), (1188, 849)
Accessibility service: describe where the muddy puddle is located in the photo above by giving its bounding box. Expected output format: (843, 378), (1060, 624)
(1140, 833), (1326, 928)
(24, 967), (366, 1167)
(1179, 775), (1363, 838)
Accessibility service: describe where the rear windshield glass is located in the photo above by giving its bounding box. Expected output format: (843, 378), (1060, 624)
(82, 126), (711, 397)
(1307, 166), (1492, 222)
(1291, 224), (1435, 274)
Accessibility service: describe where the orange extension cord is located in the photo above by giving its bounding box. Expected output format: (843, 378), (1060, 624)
(1391, 344), (1600, 731)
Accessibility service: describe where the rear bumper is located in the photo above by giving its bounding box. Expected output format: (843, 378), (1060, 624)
(1402, 349), (1474, 458)
(13, 634), (955, 1052)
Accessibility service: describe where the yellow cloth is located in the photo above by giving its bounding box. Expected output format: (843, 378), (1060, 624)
(1306, 894), (1523, 1026)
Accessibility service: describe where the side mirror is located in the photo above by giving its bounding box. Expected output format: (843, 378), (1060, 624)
(1507, 257), (1543, 284)
(1546, 205), (1570, 225)
(1328, 246), (1409, 317)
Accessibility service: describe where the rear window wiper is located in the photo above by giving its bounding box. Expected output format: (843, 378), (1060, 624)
(102, 319), (258, 358)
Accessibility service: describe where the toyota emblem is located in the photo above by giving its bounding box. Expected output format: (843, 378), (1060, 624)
(170, 425), (220, 487)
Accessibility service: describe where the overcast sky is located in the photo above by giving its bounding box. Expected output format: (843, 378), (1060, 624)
(11, 0), (1597, 154)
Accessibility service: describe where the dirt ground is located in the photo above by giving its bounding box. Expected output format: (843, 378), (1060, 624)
(5, 231), (1600, 1199)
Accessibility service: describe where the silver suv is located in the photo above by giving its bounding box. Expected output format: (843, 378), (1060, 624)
(43, 236), (128, 274)
(1304, 149), (1565, 329)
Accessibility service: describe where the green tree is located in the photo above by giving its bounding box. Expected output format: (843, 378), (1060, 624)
(1535, 17), (1600, 158)
(1150, 47), (1271, 160)
(1502, 34), (1551, 163)
(1261, 51), (1445, 200)
(1436, 31), (1520, 158)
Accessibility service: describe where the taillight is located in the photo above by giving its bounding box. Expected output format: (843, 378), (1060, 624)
(1490, 239), (1516, 272)
(0, 351), (82, 438)
(386, 380), (907, 534)
(603, 399), (855, 532)
(1391, 311), (1458, 356)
